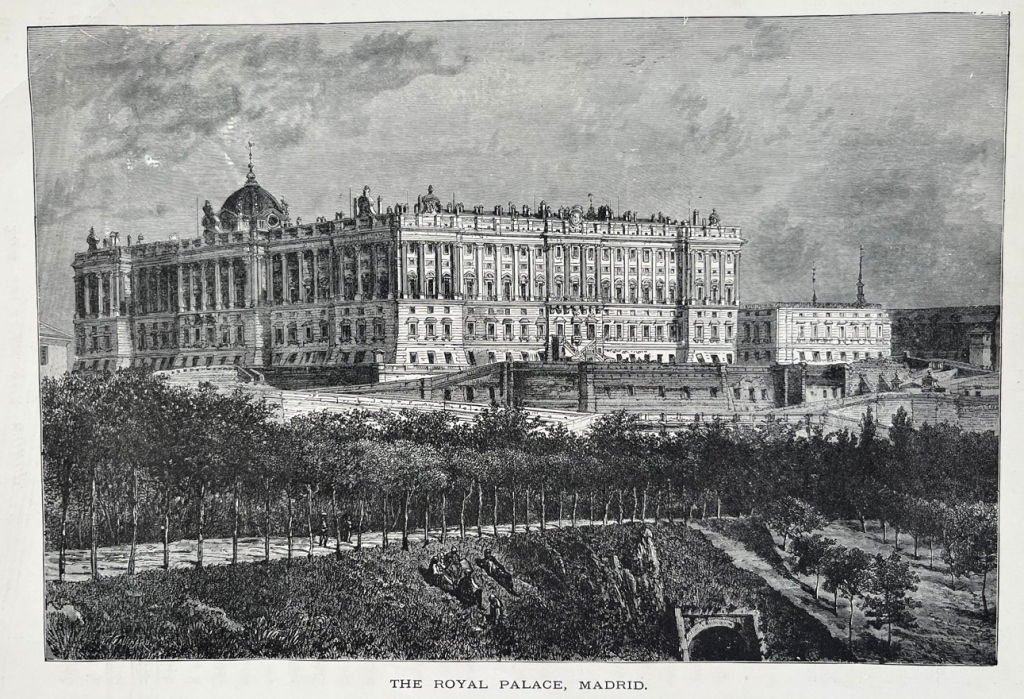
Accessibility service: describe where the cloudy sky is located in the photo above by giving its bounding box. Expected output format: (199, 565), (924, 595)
(29, 15), (1007, 334)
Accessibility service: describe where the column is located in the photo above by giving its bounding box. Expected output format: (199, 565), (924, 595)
(355, 245), (364, 299)
(201, 261), (210, 311)
(227, 258), (236, 308)
(703, 251), (710, 305)
(298, 250), (307, 303)
(94, 272), (103, 317)
(525, 246), (534, 301)
(399, 243), (408, 299)
(264, 254), (273, 305)
(210, 259), (220, 310)
(454, 243), (463, 298)
(475, 243), (484, 300)
(544, 244), (553, 302)
(371, 244), (379, 300)
(312, 249), (320, 302)
(509, 244), (517, 300)
(176, 265), (184, 312)
(434, 242), (442, 299)
(283, 252), (292, 305)
(243, 259), (253, 306)
(328, 246), (337, 300)
(110, 270), (119, 317)
(417, 242), (426, 300)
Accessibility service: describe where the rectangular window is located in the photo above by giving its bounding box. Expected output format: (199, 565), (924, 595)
(40, 346), (49, 365)
(556, 323), (564, 337)
(409, 352), (418, 363)
(629, 326), (637, 340)
(466, 321), (475, 337)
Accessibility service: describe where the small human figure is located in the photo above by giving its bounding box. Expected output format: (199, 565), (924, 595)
(486, 594), (505, 625)
(317, 512), (329, 547)
(341, 515), (353, 543)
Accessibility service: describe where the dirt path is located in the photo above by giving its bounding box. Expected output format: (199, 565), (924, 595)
(690, 519), (997, 664)
(46, 519), (610, 583)
(687, 521), (855, 645)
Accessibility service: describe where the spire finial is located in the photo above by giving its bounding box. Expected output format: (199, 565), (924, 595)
(812, 265), (817, 307)
(856, 245), (866, 307)
(245, 140), (257, 184)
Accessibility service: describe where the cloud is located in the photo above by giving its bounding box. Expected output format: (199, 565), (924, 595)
(30, 26), (469, 224)
(716, 18), (798, 71)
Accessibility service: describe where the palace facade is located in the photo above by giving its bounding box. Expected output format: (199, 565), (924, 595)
(71, 166), (746, 373)
(736, 302), (892, 366)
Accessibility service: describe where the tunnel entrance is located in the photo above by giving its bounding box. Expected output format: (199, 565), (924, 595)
(674, 608), (765, 662)
(688, 626), (761, 661)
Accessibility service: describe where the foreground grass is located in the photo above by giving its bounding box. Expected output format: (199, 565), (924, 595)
(45, 524), (850, 661)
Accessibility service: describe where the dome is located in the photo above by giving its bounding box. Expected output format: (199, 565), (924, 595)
(219, 163), (286, 227)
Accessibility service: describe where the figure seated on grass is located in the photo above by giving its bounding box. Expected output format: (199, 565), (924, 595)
(420, 555), (456, 594)
(476, 549), (519, 597)
(455, 571), (485, 609)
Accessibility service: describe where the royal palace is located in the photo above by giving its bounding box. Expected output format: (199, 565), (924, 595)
(71, 163), (747, 373)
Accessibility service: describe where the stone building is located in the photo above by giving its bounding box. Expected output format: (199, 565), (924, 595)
(38, 320), (72, 380)
(736, 302), (892, 366)
(71, 166), (745, 373)
(889, 306), (1000, 369)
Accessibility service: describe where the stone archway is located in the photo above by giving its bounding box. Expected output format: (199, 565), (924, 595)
(675, 608), (766, 661)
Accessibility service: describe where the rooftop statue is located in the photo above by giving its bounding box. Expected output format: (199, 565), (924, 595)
(201, 200), (221, 232)
(418, 184), (442, 214)
(357, 185), (377, 218)
(708, 208), (720, 226)
(86, 227), (98, 251)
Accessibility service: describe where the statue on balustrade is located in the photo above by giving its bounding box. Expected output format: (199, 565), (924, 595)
(357, 185), (377, 218)
(86, 227), (98, 251)
(708, 208), (720, 226)
(201, 200), (221, 232)
(418, 184), (442, 214)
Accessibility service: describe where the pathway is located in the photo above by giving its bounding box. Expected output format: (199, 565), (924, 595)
(46, 519), (608, 583)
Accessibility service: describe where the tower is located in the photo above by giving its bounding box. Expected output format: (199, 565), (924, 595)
(856, 245), (866, 307)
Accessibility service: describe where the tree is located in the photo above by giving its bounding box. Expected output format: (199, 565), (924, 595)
(864, 551), (921, 651)
(943, 502), (998, 616)
(822, 544), (873, 646)
(791, 533), (836, 600)
(765, 496), (827, 551)
(41, 374), (101, 581)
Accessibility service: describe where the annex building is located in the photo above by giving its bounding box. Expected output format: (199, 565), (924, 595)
(71, 163), (745, 373)
(735, 250), (892, 366)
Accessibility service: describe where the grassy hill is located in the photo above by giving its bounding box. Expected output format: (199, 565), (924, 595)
(45, 523), (851, 661)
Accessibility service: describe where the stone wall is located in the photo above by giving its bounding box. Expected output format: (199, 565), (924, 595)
(260, 364), (379, 390)
(843, 357), (912, 395)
